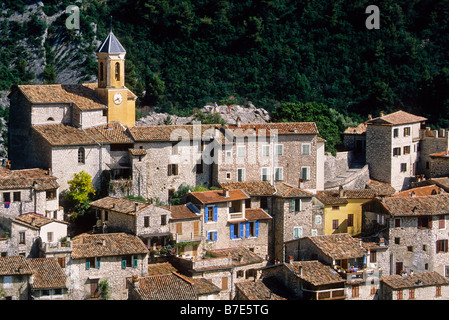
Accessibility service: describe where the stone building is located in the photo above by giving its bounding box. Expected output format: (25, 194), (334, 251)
(0, 255), (33, 300)
(380, 271), (449, 300)
(362, 194), (449, 277)
(418, 127), (449, 178)
(89, 196), (171, 252)
(365, 110), (427, 191)
(272, 183), (320, 262)
(168, 204), (202, 258)
(68, 232), (149, 300)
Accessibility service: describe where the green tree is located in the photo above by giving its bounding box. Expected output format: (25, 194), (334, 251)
(65, 170), (96, 215)
(272, 102), (341, 155)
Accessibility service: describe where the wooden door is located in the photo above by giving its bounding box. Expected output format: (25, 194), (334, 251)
(396, 262), (403, 275)
(90, 279), (99, 298)
(193, 221), (199, 238)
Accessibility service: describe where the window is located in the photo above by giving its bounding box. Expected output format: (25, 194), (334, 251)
(397, 290), (403, 300)
(13, 192), (21, 202)
(19, 231), (25, 244)
(445, 266), (449, 277)
(3, 276), (12, 289)
(302, 143), (311, 155)
(315, 215), (322, 225)
(426, 161), (430, 169)
(332, 219), (339, 230)
(370, 251), (377, 263)
(46, 189), (56, 200)
(436, 240), (448, 253)
(274, 167), (283, 181)
(99, 62), (104, 81)
(104, 211), (108, 221)
(262, 145), (270, 157)
(260, 197), (268, 209)
(347, 214), (354, 227)
(47, 232), (53, 242)
(230, 222), (244, 239)
(439, 215), (446, 229)
(332, 206), (339, 210)
(176, 223), (182, 234)
(85, 257), (97, 270)
(311, 229), (317, 236)
(237, 146), (245, 157)
(121, 255), (137, 269)
(78, 147), (85, 164)
(115, 62), (120, 81)
(404, 127), (411, 136)
(196, 159), (203, 174)
(144, 216), (150, 228)
(161, 215), (167, 226)
(237, 168), (245, 182)
(226, 172), (231, 180)
(418, 216), (431, 229)
(290, 198), (301, 212)
(395, 218), (401, 228)
(247, 221), (259, 237)
(393, 128), (399, 138)
(261, 167), (270, 181)
(58, 257), (66, 268)
(393, 147), (401, 156)
(204, 206), (217, 223)
(407, 246), (413, 252)
(3, 192), (10, 203)
(293, 227), (302, 239)
(423, 245), (427, 251)
(400, 163), (407, 172)
(403, 145), (410, 155)
(395, 237), (400, 245)
(168, 164), (179, 176)
(207, 231), (217, 242)
(301, 167), (310, 180)
(275, 144), (283, 156)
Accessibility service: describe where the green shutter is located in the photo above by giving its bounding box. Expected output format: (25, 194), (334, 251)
(121, 259), (126, 269)
(85, 260), (90, 270)
(133, 256), (138, 268)
(96, 258), (101, 269)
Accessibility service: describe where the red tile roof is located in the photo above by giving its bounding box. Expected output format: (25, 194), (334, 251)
(13, 213), (68, 229)
(275, 183), (313, 198)
(288, 260), (345, 287)
(27, 258), (67, 289)
(392, 185), (443, 198)
(379, 194), (449, 216)
(89, 196), (152, 215)
(365, 110), (427, 126)
(344, 123), (367, 134)
(381, 271), (449, 289)
(220, 181), (276, 196)
(0, 168), (59, 190)
(305, 234), (366, 260)
(167, 204), (200, 220)
(245, 208), (272, 221)
(227, 122), (319, 135)
(235, 280), (287, 300)
(315, 189), (376, 205)
(189, 189), (249, 204)
(367, 180), (397, 197)
(0, 256), (33, 276)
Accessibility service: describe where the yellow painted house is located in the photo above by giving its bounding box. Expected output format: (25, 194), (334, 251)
(314, 188), (377, 236)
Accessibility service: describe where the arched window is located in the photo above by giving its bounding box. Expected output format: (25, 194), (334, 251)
(99, 62), (104, 82)
(47, 117), (54, 121)
(115, 62), (120, 81)
(78, 147), (85, 164)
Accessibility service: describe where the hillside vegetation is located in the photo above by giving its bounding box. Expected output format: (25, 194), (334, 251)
(1, 0), (449, 153)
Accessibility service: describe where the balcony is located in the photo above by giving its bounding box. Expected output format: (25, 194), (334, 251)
(174, 232), (202, 243)
(338, 267), (383, 284)
(40, 240), (72, 254)
(228, 211), (244, 220)
(303, 288), (346, 300)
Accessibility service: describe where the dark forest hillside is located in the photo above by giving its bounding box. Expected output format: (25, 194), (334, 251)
(1, 0), (449, 131)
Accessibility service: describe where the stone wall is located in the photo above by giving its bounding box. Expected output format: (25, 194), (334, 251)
(324, 151), (355, 182)
(366, 124), (392, 185)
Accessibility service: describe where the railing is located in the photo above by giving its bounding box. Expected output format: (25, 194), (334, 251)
(175, 232), (202, 242)
(228, 212), (244, 220)
(340, 268), (382, 283)
(41, 241), (72, 253)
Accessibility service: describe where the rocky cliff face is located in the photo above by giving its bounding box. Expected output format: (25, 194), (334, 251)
(136, 103), (270, 126)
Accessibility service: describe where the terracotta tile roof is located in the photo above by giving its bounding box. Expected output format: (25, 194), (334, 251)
(89, 197), (152, 215)
(235, 280), (287, 300)
(425, 177), (449, 192)
(392, 185), (443, 198)
(167, 204), (200, 220)
(27, 258), (67, 289)
(189, 189), (249, 204)
(33, 123), (96, 146)
(367, 180), (397, 197)
(0, 256), (33, 276)
(306, 234), (366, 260)
(207, 247), (264, 267)
(190, 277), (221, 296)
(365, 110), (427, 126)
(275, 183), (313, 198)
(13, 213), (68, 229)
(129, 273), (197, 300)
(381, 271), (449, 289)
(71, 233), (148, 259)
(83, 122), (133, 144)
(343, 123), (367, 134)
(128, 124), (220, 142)
(245, 208), (272, 221)
(429, 151), (449, 158)
(147, 262), (178, 275)
(315, 189), (376, 205)
(18, 83), (107, 110)
(227, 122), (319, 135)
(288, 260), (345, 287)
(129, 148), (147, 156)
(220, 181), (276, 196)
(0, 168), (59, 191)
(379, 194), (449, 216)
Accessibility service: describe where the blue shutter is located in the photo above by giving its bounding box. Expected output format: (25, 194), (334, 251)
(213, 206), (218, 221)
(133, 256), (138, 268)
(255, 221), (259, 237)
(121, 259), (126, 269)
(230, 224), (234, 239)
(239, 222), (244, 238)
(204, 206), (209, 223)
(85, 260), (90, 270)
(96, 258), (101, 269)
(214, 231), (217, 242)
(246, 222), (250, 237)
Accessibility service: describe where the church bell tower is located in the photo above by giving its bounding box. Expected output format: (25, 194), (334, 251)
(95, 31), (136, 127)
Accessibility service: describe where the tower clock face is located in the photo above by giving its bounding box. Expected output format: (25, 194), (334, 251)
(113, 93), (123, 105)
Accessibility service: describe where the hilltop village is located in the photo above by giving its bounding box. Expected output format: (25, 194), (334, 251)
(2, 32), (449, 301)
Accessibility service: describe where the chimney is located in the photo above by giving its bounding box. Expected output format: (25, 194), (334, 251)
(379, 237), (385, 247)
(31, 217), (35, 226)
(439, 188), (444, 194)
(132, 275), (140, 289)
(6, 160), (11, 169)
(134, 203), (139, 212)
(339, 185), (345, 198)
(236, 117), (241, 127)
(297, 266), (302, 276)
(102, 239), (106, 246)
(288, 256), (294, 264)
(380, 111), (385, 117)
(223, 188), (229, 198)
(112, 203), (117, 209)
(368, 114), (372, 120)
(47, 168), (52, 176)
